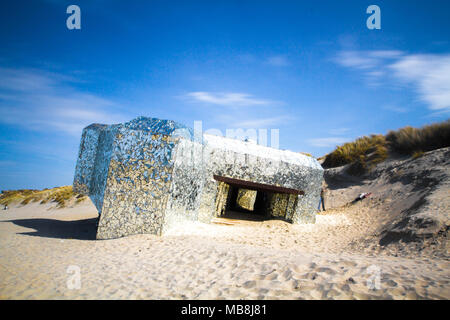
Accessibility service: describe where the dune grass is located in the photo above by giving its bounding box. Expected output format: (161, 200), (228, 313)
(322, 134), (388, 171)
(385, 120), (450, 155)
(412, 150), (425, 159)
(0, 186), (86, 208)
(322, 119), (450, 174)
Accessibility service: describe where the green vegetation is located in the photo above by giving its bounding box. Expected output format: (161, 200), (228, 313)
(385, 120), (450, 155)
(322, 119), (450, 174)
(0, 186), (86, 208)
(322, 134), (388, 171)
(412, 150), (425, 159)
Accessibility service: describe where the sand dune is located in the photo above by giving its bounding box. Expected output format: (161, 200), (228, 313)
(0, 148), (449, 300)
(0, 200), (448, 300)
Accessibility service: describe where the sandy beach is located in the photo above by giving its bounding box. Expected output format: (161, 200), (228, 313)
(2, 0), (450, 303)
(0, 199), (448, 300)
(1, 148), (449, 300)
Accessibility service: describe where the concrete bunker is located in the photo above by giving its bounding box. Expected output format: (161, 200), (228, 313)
(73, 117), (324, 240)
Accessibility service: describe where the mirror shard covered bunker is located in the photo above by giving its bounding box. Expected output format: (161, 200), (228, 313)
(73, 117), (324, 240)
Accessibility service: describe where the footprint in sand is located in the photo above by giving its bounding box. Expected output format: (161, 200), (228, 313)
(265, 272), (278, 281)
(383, 279), (398, 287)
(242, 280), (256, 289)
(317, 267), (337, 275)
(305, 272), (319, 280)
(282, 269), (293, 280)
(340, 260), (358, 267)
(259, 268), (277, 279)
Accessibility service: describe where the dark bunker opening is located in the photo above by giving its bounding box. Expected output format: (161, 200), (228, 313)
(213, 175), (304, 222)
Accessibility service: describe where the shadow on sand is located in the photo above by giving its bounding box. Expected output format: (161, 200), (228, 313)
(221, 210), (291, 223)
(7, 217), (98, 240)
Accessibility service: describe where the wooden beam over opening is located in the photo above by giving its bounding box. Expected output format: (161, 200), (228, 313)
(213, 175), (304, 195)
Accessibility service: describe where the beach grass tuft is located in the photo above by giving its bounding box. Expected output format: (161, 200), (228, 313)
(0, 186), (86, 207)
(322, 119), (450, 174)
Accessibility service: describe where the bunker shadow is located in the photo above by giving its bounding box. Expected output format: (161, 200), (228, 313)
(7, 217), (98, 240)
(221, 210), (291, 223)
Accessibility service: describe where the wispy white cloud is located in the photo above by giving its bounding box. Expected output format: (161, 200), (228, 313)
(335, 51), (379, 70)
(0, 68), (63, 92)
(236, 53), (291, 67)
(329, 127), (350, 135)
(389, 54), (450, 111)
(266, 55), (290, 67)
(334, 50), (403, 70)
(186, 91), (277, 107)
(381, 104), (407, 113)
(334, 50), (450, 112)
(231, 116), (292, 128)
(309, 127), (351, 148)
(237, 53), (257, 64)
(307, 137), (349, 148)
(368, 50), (404, 59)
(0, 67), (129, 136)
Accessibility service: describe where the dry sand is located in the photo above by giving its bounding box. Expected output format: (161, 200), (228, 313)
(0, 200), (448, 300)
(1, 148), (449, 300)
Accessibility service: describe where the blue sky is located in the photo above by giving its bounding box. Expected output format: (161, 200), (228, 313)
(0, 0), (449, 190)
